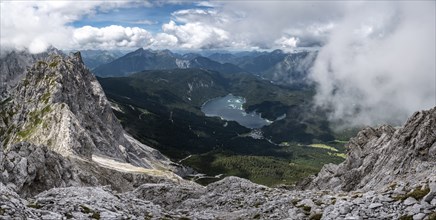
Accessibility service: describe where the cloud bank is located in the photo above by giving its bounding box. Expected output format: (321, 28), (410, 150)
(0, 1), (346, 52)
(74, 25), (153, 49)
(310, 1), (435, 127)
(0, 1), (152, 53)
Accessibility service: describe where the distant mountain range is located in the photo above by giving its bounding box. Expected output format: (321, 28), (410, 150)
(92, 48), (243, 77)
(89, 48), (316, 86)
(80, 49), (125, 69)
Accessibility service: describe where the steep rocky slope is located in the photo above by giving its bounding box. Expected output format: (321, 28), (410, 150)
(304, 107), (436, 191)
(0, 51), (193, 196)
(0, 48), (63, 99)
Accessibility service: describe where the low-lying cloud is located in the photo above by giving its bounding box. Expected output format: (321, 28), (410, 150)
(309, 1), (435, 127)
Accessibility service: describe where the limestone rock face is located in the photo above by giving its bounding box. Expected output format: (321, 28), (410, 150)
(0, 51), (183, 171)
(3, 175), (435, 219)
(0, 51), (193, 197)
(0, 142), (81, 197)
(0, 48), (63, 99)
(304, 107), (436, 192)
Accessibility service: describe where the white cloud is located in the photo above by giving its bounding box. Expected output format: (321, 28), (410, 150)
(275, 36), (299, 49)
(151, 33), (179, 48)
(73, 25), (153, 50)
(163, 1), (346, 49)
(0, 1), (150, 53)
(195, 1), (218, 8)
(130, 19), (158, 25)
(171, 9), (226, 24)
(309, 1), (436, 127)
(161, 20), (229, 49)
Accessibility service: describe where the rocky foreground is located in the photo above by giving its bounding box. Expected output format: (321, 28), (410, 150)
(0, 51), (435, 219)
(1, 174), (435, 219)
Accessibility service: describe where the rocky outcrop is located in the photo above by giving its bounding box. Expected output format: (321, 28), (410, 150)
(0, 142), (81, 197)
(304, 107), (436, 192)
(0, 48), (63, 99)
(0, 51), (193, 196)
(1, 175), (435, 219)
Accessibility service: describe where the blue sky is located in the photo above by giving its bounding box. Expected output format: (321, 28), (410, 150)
(71, 2), (212, 33)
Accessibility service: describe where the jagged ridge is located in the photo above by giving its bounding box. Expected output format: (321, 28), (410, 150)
(0, 51), (194, 195)
(303, 107), (436, 192)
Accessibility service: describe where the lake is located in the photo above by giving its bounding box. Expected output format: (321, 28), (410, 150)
(201, 94), (272, 129)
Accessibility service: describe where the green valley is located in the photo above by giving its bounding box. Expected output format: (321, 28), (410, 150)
(98, 68), (356, 186)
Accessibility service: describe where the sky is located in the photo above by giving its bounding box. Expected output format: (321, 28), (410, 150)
(0, 0), (348, 52)
(0, 0), (435, 127)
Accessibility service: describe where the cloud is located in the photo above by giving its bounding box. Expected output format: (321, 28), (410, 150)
(73, 25), (153, 50)
(275, 36), (299, 49)
(130, 19), (158, 25)
(160, 20), (230, 49)
(0, 1), (150, 53)
(195, 1), (219, 8)
(152, 33), (179, 48)
(162, 1), (346, 49)
(309, 1), (436, 127)
(0, 1), (347, 51)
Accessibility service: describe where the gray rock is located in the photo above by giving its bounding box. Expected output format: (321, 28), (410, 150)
(423, 181), (436, 203)
(404, 197), (418, 206)
(410, 204), (422, 214)
(413, 213), (426, 220)
(304, 107), (436, 192)
(368, 203), (383, 209)
(0, 52), (195, 196)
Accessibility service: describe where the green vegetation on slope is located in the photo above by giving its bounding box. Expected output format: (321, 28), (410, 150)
(98, 68), (357, 186)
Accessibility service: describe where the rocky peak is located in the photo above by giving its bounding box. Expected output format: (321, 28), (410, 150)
(1, 51), (191, 193)
(0, 48), (63, 99)
(303, 106), (436, 192)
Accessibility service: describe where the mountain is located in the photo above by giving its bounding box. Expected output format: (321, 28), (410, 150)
(92, 48), (178, 76)
(261, 51), (316, 85)
(207, 50), (269, 64)
(92, 48), (243, 77)
(207, 52), (237, 64)
(236, 49), (288, 74)
(186, 56), (242, 74)
(303, 106), (436, 191)
(79, 49), (125, 69)
(0, 47), (63, 99)
(207, 49), (317, 86)
(0, 51), (193, 197)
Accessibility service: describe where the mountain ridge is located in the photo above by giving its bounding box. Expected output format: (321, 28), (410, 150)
(92, 48), (243, 77)
(0, 51), (194, 196)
